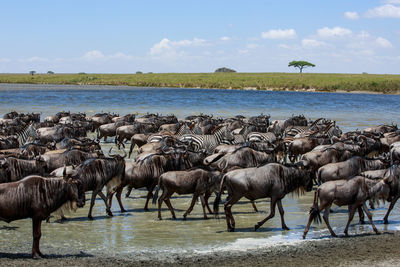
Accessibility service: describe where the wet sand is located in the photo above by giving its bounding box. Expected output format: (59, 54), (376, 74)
(1, 230), (400, 266)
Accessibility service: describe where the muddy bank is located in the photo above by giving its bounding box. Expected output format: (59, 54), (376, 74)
(1, 230), (400, 266)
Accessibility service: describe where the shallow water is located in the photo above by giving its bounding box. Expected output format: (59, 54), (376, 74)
(1, 188), (399, 256)
(0, 83), (400, 256)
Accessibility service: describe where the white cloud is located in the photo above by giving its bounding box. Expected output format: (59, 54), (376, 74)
(375, 37), (393, 48)
(246, 43), (259, 49)
(382, 0), (400, 4)
(344, 11), (359, 20)
(365, 4), (400, 18)
(220, 36), (231, 41)
(0, 58), (11, 63)
(357, 31), (371, 39)
(83, 50), (105, 61)
(82, 50), (133, 61)
(301, 39), (327, 48)
(150, 37), (207, 56)
(261, 29), (297, 40)
(317, 27), (352, 38)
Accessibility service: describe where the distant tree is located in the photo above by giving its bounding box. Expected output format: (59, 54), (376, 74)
(288, 61), (315, 74)
(147, 72), (153, 74)
(47, 71), (55, 74)
(78, 72), (86, 75)
(29, 70), (36, 76)
(215, 67), (236, 73)
(136, 71), (143, 74)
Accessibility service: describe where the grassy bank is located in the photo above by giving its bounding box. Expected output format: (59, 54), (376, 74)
(0, 73), (400, 93)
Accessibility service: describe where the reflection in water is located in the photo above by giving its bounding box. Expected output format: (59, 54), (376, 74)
(0, 84), (400, 254)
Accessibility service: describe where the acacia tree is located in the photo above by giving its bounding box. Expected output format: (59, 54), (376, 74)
(288, 61), (315, 74)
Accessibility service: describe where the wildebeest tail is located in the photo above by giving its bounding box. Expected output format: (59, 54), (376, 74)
(309, 190), (321, 224)
(213, 174), (226, 217)
(128, 141), (134, 158)
(152, 177), (162, 205)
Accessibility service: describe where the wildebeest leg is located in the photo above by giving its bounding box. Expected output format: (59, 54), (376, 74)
(125, 185), (133, 198)
(356, 206), (365, 224)
(251, 200), (259, 212)
(98, 191), (113, 217)
(322, 204), (337, 237)
(362, 203), (380, 234)
(183, 193), (199, 220)
(32, 218), (44, 259)
(115, 186), (127, 212)
(254, 197), (277, 231)
(383, 196), (399, 224)
(344, 204), (358, 237)
(158, 189), (176, 220)
(88, 191), (97, 220)
(163, 194), (176, 219)
(199, 194), (208, 219)
(277, 199), (289, 230)
(144, 185), (155, 211)
(204, 191), (213, 214)
(224, 195), (241, 232)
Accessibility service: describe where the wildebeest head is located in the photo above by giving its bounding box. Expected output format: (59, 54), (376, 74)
(63, 167), (85, 208)
(295, 161), (314, 191)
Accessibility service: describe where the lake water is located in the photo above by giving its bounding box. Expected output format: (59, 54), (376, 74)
(1, 83), (399, 132)
(0, 83), (400, 257)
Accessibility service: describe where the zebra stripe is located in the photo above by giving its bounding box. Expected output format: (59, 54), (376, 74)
(147, 124), (195, 143)
(246, 132), (277, 143)
(179, 126), (233, 153)
(16, 123), (38, 147)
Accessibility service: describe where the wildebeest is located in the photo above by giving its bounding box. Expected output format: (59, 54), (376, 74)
(379, 165), (400, 224)
(110, 148), (187, 212)
(303, 176), (389, 238)
(204, 146), (276, 172)
(71, 149), (126, 219)
(0, 156), (47, 183)
(153, 168), (222, 220)
(40, 149), (102, 172)
(0, 171), (85, 258)
(214, 163), (313, 232)
(317, 156), (388, 183)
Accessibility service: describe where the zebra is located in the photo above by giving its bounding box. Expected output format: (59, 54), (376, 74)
(246, 132), (277, 144)
(16, 123), (38, 147)
(147, 123), (196, 143)
(179, 125), (234, 154)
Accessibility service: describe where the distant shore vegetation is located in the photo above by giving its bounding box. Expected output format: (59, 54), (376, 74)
(0, 72), (399, 94)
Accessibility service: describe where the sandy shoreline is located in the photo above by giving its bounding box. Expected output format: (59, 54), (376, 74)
(1, 230), (400, 266)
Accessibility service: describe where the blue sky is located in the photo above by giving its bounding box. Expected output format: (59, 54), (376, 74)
(0, 0), (399, 74)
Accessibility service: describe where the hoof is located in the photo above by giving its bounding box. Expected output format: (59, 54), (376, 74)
(88, 215), (94, 220)
(228, 228), (235, 232)
(359, 220), (365, 225)
(302, 234), (306, 239)
(282, 226), (290, 231)
(254, 224), (260, 231)
(384, 219), (389, 224)
(183, 216), (187, 221)
(107, 213), (113, 217)
(121, 209), (127, 213)
(375, 231), (381, 235)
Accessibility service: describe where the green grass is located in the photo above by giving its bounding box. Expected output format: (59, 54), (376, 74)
(0, 73), (400, 93)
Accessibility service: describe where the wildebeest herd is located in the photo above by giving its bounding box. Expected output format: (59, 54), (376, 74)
(1, 111), (400, 258)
